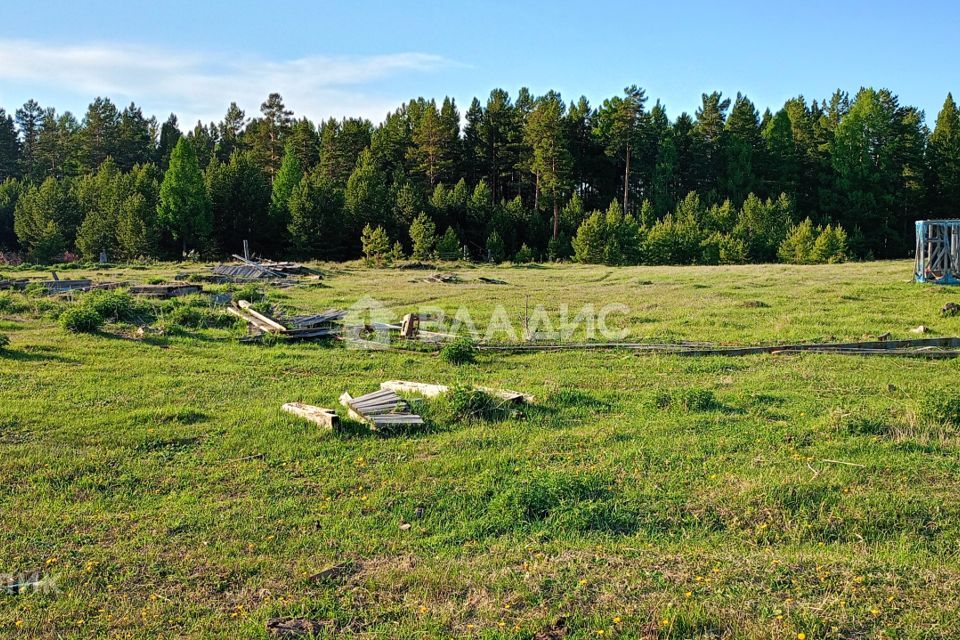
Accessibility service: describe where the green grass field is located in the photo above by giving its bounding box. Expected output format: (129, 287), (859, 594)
(3, 260), (960, 639)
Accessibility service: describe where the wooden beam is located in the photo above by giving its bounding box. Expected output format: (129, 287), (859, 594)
(237, 300), (287, 333)
(226, 306), (276, 333)
(281, 403), (341, 431)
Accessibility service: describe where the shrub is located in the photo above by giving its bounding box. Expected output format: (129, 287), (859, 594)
(166, 305), (205, 328)
(436, 227), (461, 261)
(361, 223), (393, 266)
(60, 306), (102, 333)
(485, 230), (506, 263)
(233, 283), (265, 303)
(0, 333), (9, 350)
(81, 289), (134, 321)
(448, 385), (499, 420)
(0, 292), (28, 314)
(441, 337), (477, 365)
(513, 243), (535, 263)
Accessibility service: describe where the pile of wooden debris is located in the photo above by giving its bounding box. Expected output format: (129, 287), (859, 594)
(228, 300), (345, 341)
(211, 255), (315, 283)
(282, 379), (533, 434)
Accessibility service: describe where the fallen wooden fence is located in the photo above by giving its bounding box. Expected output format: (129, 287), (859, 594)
(476, 336), (960, 358)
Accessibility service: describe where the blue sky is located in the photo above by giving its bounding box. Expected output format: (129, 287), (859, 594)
(0, 0), (956, 128)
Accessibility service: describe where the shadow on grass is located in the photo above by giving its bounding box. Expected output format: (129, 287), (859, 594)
(0, 348), (76, 364)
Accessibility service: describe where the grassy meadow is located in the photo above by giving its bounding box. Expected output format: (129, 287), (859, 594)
(3, 260), (960, 638)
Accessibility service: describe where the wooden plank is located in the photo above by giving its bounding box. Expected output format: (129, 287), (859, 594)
(237, 300), (287, 333)
(226, 306), (276, 333)
(281, 403), (341, 431)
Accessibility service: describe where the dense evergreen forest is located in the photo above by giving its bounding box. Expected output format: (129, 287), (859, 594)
(0, 86), (958, 265)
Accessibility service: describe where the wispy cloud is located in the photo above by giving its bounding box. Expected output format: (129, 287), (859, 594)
(0, 39), (457, 125)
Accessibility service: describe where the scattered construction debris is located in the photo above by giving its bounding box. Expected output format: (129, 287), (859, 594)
(478, 276), (508, 285)
(229, 300), (344, 341)
(281, 403), (340, 431)
(910, 325), (929, 334)
(942, 302), (960, 317)
(339, 389), (424, 430)
(380, 380), (533, 403)
(128, 283), (202, 298)
(211, 255), (314, 283)
(425, 272), (462, 284)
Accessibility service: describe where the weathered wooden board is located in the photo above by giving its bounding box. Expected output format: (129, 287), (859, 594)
(237, 300), (287, 333)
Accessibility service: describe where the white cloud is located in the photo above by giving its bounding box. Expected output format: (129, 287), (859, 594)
(0, 39), (457, 125)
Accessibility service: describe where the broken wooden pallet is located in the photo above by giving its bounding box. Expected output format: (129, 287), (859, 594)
(380, 380), (533, 403)
(339, 389), (424, 429)
(281, 403), (341, 430)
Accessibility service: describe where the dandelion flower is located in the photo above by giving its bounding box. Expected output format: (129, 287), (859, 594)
(613, 616), (621, 623)
(797, 634), (806, 640)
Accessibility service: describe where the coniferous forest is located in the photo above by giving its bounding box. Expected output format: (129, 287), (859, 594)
(1, 86), (958, 266)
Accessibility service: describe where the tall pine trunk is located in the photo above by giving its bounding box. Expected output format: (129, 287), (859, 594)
(623, 144), (631, 212)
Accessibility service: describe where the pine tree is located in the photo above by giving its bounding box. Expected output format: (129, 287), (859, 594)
(361, 223), (392, 265)
(216, 103), (248, 162)
(157, 138), (211, 256)
(777, 217), (818, 264)
(247, 93), (293, 178)
(435, 227), (460, 260)
(116, 103), (155, 171)
(15, 100), (44, 180)
(79, 97), (122, 172)
(525, 91), (572, 239)
(345, 149), (390, 235)
(206, 151), (271, 256)
(14, 177), (81, 262)
(928, 93), (960, 216)
(0, 110), (20, 181)
(288, 169), (346, 258)
(485, 230), (505, 262)
(595, 86), (647, 212)
(409, 212), (437, 260)
(156, 114), (182, 170)
(0, 178), (23, 250)
(270, 145), (303, 245)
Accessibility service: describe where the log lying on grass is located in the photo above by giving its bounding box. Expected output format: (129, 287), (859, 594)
(281, 403), (340, 431)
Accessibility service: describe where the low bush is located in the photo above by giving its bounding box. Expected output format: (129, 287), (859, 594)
(441, 338), (477, 365)
(81, 289), (135, 321)
(448, 386), (500, 421)
(0, 333), (9, 350)
(60, 306), (102, 333)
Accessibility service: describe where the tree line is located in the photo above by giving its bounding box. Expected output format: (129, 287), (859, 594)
(0, 86), (958, 265)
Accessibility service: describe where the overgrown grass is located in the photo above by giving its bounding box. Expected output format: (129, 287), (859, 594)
(3, 260), (960, 638)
